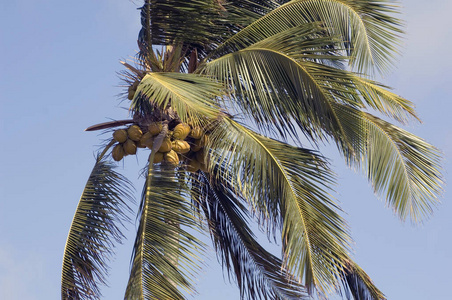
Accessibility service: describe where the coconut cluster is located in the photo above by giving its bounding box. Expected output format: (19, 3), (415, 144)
(111, 121), (210, 172)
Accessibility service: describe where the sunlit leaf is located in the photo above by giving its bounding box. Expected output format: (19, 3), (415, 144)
(134, 72), (224, 125)
(125, 163), (206, 299)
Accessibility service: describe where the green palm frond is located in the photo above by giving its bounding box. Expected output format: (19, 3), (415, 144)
(350, 75), (419, 123)
(229, 23), (345, 60)
(208, 0), (402, 74)
(204, 36), (419, 147)
(331, 103), (443, 222)
(134, 72), (224, 124)
(268, 59), (418, 123)
(61, 155), (134, 300)
(207, 118), (368, 295)
(125, 162), (206, 299)
(192, 172), (308, 300)
(203, 45), (350, 142)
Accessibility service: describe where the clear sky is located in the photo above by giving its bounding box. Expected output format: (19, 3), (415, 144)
(0, 1), (451, 299)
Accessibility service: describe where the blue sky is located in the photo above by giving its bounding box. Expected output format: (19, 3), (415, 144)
(0, 1), (451, 299)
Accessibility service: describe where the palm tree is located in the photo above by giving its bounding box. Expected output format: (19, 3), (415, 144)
(61, 1), (443, 299)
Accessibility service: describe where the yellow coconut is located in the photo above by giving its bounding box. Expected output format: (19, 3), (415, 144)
(148, 122), (162, 136)
(139, 132), (154, 148)
(113, 129), (128, 143)
(189, 127), (203, 139)
(172, 123), (191, 140)
(191, 135), (209, 152)
(152, 152), (164, 164)
(172, 140), (190, 154)
(191, 139), (203, 152)
(131, 80), (139, 90)
(127, 88), (135, 100)
(123, 139), (137, 155)
(127, 125), (143, 141)
(136, 140), (146, 148)
(164, 150), (180, 165)
(196, 148), (211, 167)
(186, 159), (201, 172)
(196, 149), (206, 164)
(112, 144), (125, 161)
(158, 137), (172, 153)
(136, 139), (146, 148)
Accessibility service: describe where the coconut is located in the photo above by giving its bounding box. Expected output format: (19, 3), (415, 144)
(131, 80), (139, 91)
(158, 137), (172, 153)
(196, 149), (206, 164)
(139, 132), (154, 148)
(112, 144), (125, 161)
(189, 127), (203, 139)
(172, 123), (191, 140)
(127, 88), (135, 100)
(191, 139), (203, 152)
(148, 122), (162, 136)
(172, 140), (190, 154)
(164, 150), (180, 165)
(113, 129), (128, 143)
(123, 139), (137, 155)
(136, 139), (146, 148)
(152, 152), (164, 164)
(196, 148), (210, 167)
(186, 159), (201, 172)
(191, 134), (209, 152)
(127, 125), (143, 141)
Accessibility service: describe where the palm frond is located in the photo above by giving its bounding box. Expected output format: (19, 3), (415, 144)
(125, 162), (206, 299)
(61, 156), (134, 300)
(134, 72), (224, 124)
(351, 76), (419, 123)
(192, 172), (308, 299)
(208, 0), (403, 74)
(338, 262), (385, 300)
(207, 118), (368, 295)
(218, 0), (281, 29)
(137, 0), (223, 49)
(270, 59), (418, 123)
(330, 103), (443, 222)
(204, 36), (419, 152)
(203, 45), (350, 142)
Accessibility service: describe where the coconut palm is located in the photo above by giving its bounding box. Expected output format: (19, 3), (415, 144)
(61, 0), (443, 299)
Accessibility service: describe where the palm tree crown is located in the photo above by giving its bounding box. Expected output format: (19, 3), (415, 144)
(61, 1), (443, 299)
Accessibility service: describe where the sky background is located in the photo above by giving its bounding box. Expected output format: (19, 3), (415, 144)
(0, 0), (451, 299)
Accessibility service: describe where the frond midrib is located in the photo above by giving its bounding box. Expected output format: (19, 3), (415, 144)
(208, 47), (355, 153)
(335, 0), (375, 65)
(209, 0), (378, 64)
(353, 76), (419, 122)
(232, 122), (316, 285)
(362, 111), (414, 215)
